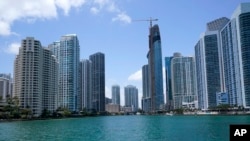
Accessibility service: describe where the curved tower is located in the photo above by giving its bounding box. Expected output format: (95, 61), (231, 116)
(148, 24), (164, 112)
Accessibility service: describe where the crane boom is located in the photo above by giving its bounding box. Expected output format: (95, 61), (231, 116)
(133, 17), (158, 27)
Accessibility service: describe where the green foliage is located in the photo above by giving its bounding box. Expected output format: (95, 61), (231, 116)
(174, 108), (184, 114)
(41, 109), (51, 118)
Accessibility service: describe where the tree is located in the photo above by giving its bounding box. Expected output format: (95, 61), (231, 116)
(41, 108), (51, 118)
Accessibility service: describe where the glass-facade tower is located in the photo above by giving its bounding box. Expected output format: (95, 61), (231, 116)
(142, 64), (151, 112)
(79, 59), (92, 111)
(49, 34), (80, 111)
(220, 3), (250, 108)
(112, 85), (120, 105)
(90, 52), (105, 112)
(124, 85), (138, 112)
(148, 24), (164, 112)
(195, 18), (229, 110)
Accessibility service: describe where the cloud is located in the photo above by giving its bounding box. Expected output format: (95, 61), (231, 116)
(5, 42), (20, 54)
(0, 0), (131, 36)
(0, 0), (86, 36)
(55, 0), (86, 15)
(90, 7), (100, 14)
(112, 12), (131, 24)
(90, 0), (131, 24)
(128, 69), (142, 81)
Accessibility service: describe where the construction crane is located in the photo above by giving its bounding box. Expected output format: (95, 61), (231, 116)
(133, 17), (158, 28)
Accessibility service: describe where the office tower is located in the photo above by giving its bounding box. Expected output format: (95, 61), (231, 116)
(165, 56), (174, 110)
(0, 73), (12, 101)
(142, 64), (151, 112)
(220, 3), (250, 108)
(171, 53), (198, 109)
(14, 37), (58, 116)
(90, 52), (105, 112)
(124, 85), (138, 112)
(195, 17), (229, 110)
(49, 34), (80, 111)
(147, 24), (164, 112)
(79, 59), (92, 111)
(112, 85), (120, 105)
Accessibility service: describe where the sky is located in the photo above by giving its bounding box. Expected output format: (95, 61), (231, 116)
(0, 0), (249, 107)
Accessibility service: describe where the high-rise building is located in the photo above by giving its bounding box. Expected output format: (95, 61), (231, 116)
(0, 73), (12, 101)
(195, 17), (229, 110)
(90, 52), (105, 112)
(165, 56), (174, 110)
(79, 59), (92, 111)
(141, 64), (151, 112)
(42, 48), (58, 112)
(171, 53), (198, 109)
(112, 85), (120, 105)
(124, 85), (138, 112)
(147, 24), (164, 112)
(49, 34), (80, 111)
(220, 3), (250, 108)
(14, 37), (58, 116)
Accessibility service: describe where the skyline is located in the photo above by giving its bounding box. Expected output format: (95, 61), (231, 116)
(0, 0), (249, 107)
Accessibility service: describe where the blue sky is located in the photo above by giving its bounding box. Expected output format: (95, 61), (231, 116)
(0, 0), (249, 107)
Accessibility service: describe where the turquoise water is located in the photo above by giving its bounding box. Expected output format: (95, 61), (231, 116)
(0, 115), (250, 141)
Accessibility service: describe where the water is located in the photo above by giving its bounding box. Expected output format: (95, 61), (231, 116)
(0, 115), (250, 141)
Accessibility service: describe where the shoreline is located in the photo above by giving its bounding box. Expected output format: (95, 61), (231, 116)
(1, 113), (250, 123)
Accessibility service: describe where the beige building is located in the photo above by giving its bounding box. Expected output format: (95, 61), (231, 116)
(13, 37), (58, 117)
(105, 104), (120, 113)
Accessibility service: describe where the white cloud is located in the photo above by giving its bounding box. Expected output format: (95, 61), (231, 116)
(0, 0), (86, 36)
(0, 0), (131, 36)
(128, 69), (142, 81)
(5, 42), (20, 55)
(107, 2), (120, 13)
(90, 0), (131, 24)
(112, 12), (131, 24)
(55, 0), (86, 15)
(0, 21), (12, 36)
(93, 0), (110, 7)
(90, 7), (100, 14)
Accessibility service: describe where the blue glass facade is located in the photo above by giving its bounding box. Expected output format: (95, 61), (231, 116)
(239, 12), (250, 107)
(49, 34), (80, 111)
(165, 57), (173, 110)
(148, 25), (164, 111)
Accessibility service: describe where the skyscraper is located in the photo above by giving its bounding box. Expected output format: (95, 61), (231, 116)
(195, 17), (229, 110)
(142, 64), (151, 112)
(49, 34), (80, 111)
(14, 37), (58, 116)
(148, 24), (164, 112)
(79, 59), (92, 111)
(42, 48), (58, 112)
(0, 73), (12, 101)
(112, 85), (120, 105)
(124, 85), (138, 112)
(89, 52), (105, 112)
(171, 53), (197, 109)
(220, 3), (250, 108)
(165, 56), (174, 110)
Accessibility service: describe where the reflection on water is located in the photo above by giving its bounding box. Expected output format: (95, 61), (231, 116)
(0, 115), (250, 141)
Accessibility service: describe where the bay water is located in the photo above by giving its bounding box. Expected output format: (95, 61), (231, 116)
(0, 115), (250, 141)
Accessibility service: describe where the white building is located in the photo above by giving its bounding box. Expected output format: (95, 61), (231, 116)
(14, 37), (58, 116)
(0, 74), (12, 101)
(220, 3), (250, 108)
(171, 53), (198, 109)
